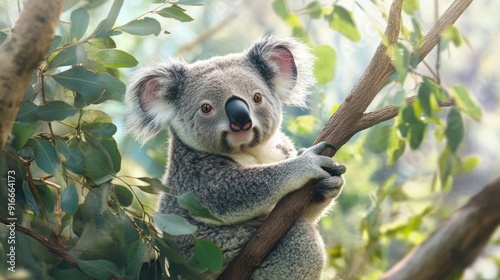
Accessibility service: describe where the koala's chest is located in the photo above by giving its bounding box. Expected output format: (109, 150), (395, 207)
(229, 144), (294, 166)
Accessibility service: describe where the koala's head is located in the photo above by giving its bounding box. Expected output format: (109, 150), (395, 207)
(126, 35), (315, 155)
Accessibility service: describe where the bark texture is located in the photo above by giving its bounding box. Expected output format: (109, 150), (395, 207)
(0, 0), (65, 151)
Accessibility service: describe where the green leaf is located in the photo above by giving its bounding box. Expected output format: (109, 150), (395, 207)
(156, 5), (194, 22)
(72, 139), (111, 179)
(154, 213), (198, 236)
(11, 122), (38, 150)
(82, 123), (117, 137)
(328, 5), (361, 42)
(194, 239), (223, 272)
(136, 177), (169, 194)
(85, 136), (121, 173)
(393, 44), (410, 83)
(47, 35), (63, 55)
(306, 1), (322, 19)
(445, 108), (464, 152)
(287, 115), (320, 135)
(17, 101), (38, 122)
(438, 147), (455, 190)
(450, 85), (482, 121)
(408, 120), (426, 150)
(313, 45), (336, 85)
(22, 180), (41, 216)
(48, 44), (87, 69)
(80, 109), (113, 124)
(177, 193), (223, 223)
(443, 26), (462, 47)
(94, 0), (124, 38)
(27, 138), (58, 174)
(57, 138), (85, 174)
(36, 101), (78, 121)
(61, 182), (78, 214)
(70, 8), (90, 41)
(367, 125), (391, 153)
(119, 17), (162, 36)
(93, 49), (138, 68)
(272, 0), (290, 19)
(52, 66), (125, 104)
(403, 0), (419, 15)
(78, 259), (123, 279)
(113, 185), (133, 207)
(460, 155), (479, 173)
(36, 183), (54, 213)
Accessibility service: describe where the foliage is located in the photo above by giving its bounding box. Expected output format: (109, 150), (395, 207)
(0, 0), (488, 279)
(0, 0), (221, 279)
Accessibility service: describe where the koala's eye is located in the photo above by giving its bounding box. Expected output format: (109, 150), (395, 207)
(201, 103), (212, 114)
(253, 92), (263, 103)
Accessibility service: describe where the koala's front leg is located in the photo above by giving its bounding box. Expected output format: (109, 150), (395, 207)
(298, 153), (346, 222)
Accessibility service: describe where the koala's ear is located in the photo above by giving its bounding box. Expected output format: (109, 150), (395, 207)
(247, 35), (315, 107)
(125, 61), (187, 142)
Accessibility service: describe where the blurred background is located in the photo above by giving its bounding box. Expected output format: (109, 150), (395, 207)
(1, 0), (499, 278)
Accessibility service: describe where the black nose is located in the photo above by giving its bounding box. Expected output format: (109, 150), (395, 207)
(225, 98), (252, 132)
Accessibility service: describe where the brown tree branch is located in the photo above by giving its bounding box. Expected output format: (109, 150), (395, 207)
(0, 0), (65, 151)
(220, 0), (473, 278)
(382, 175), (500, 280)
(0, 216), (80, 268)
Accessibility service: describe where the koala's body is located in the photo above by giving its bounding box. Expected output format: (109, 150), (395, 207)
(126, 35), (345, 280)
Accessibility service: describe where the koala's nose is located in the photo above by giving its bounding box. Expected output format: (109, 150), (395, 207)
(225, 98), (252, 132)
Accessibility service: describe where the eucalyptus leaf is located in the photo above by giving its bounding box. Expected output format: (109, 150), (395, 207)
(313, 45), (336, 85)
(119, 17), (161, 36)
(78, 259), (123, 279)
(328, 5), (361, 42)
(194, 239), (223, 272)
(48, 44), (87, 69)
(93, 49), (138, 68)
(306, 1), (322, 19)
(113, 185), (134, 207)
(57, 138), (85, 175)
(52, 66), (125, 104)
(94, 0), (124, 38)
(154, 213), (198, 236)
(11, 122), (38, 150)
(61, 182), (79, 214)
(403, 0), (419, 15)
(177, 193), (223, 223)
(156, 5), (194, 22)
(445, 108), (464, 152)
(70, 8), (90, 41)
(17, 101), (38, 122)
(36, 101), (78, 121)
(82, 122), (117, 137)
(22, 180), (41, 216)
(72, 139), (110, 179)
(450, 85), (482, 121)
(27, 138), (58, 174)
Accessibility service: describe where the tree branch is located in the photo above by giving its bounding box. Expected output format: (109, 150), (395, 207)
(0, 216), (80, 268)
(382, 175), (500, 280)
(0, 0), (65, 151)
(220, 0), (473, 278)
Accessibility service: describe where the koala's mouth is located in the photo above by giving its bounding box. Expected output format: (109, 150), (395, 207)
(221, 128), (260, 153)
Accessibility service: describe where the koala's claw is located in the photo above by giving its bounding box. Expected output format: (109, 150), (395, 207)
(323, 164), (346, 176)
(315, 177), (344, 198)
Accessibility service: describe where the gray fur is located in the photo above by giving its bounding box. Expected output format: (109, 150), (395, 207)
(126, 35), (344, 279)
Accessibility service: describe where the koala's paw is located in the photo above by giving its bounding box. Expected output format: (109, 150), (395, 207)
(298, 142), (336, 178)
(315, 175), (344, 199)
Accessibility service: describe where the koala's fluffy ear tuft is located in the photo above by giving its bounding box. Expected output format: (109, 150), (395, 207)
(125, 61), (187, 142)
(247, 35), (315, 107)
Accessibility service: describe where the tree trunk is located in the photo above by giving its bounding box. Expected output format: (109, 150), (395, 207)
(0, 0), (65, 151)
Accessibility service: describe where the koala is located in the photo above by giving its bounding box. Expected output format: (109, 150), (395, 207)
(126, 35), (345, 280)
